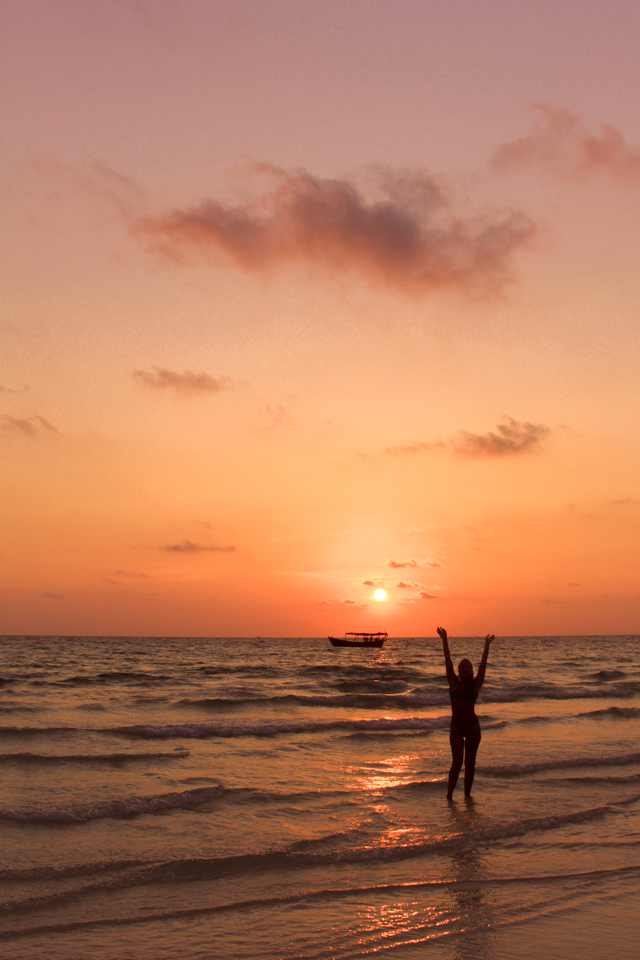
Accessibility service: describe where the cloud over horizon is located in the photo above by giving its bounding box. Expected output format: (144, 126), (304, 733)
(385, 417), (549, 458)
(32, 155), (149, 220)
(1, 415), (57, 436)
(493, 104), (640, 183)
(112, 570), (151, 579)
(452, 417), (549, 456)
(317, 598), (368, 608)
(398, 590), (440, 603)
(387, 558), (442, 569)
(395, 581), (435, 589)
(163, 540), (235, 553)
(133, 367), (232, 395)
(133, 165), (535, 296)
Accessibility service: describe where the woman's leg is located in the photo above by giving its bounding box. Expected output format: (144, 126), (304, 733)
(463, 723), (481, 797)
(447, 724), (465, 799)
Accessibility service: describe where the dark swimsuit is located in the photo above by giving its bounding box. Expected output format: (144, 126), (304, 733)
(449, 687), (480, 737)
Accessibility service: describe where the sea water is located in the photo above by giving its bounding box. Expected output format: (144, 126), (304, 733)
(1, 635), (639, 958)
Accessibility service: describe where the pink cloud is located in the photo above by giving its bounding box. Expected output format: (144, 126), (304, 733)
(384, 440), (444, 455)
(31, 156), (148, 220)
(452, 417), (549, 457)
(132, 166), (534, 296)
(112, 570), (150, 579)
(493, 105), (640, 183)
(387, 558), (442, 569)
(133, 367), (231, 395)
(0, 384), (28, 394)
(385, 417), (549, 458)
(316, 599), (368, 608)
(163, 540), (235, 553)
(1, 415), (57, 436)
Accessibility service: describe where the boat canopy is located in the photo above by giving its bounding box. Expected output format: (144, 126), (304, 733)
(344, 632), (388, 637)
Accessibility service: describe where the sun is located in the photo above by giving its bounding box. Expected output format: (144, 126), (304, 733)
(374, 589), (386, 601)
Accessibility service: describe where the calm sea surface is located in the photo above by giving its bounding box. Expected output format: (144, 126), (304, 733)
(1, 635), (639, 958)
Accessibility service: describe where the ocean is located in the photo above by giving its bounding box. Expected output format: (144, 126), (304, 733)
(1, 635), (639, 958)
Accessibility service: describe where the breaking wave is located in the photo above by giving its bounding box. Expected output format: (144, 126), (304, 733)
(0, 785), (224, 824)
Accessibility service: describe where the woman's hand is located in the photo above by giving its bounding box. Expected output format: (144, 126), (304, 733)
(484, 634), (495, 645)
(437, 627), (448, 641)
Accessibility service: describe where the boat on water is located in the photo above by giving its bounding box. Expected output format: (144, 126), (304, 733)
(328, 632), (388, 648)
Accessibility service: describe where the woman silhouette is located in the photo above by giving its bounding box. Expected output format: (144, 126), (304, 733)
(437, 626), (494, 800)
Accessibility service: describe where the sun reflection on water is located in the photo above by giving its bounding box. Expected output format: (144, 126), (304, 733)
(346, 751), (422, 792)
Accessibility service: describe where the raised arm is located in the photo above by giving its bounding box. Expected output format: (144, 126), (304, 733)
(473, 634), (495, 690)
(437, 627), (457, 686)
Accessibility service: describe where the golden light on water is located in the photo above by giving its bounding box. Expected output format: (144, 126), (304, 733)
(374, 589), (387, 601)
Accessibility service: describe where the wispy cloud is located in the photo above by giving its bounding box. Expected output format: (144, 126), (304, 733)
(385, 417), (549, 458)
(0, 384), (27, 394)
(2, 417), (37, 436)
(384, 441), (444, 455)
(493, 104), (640, 183)
(387, 558), (442, 569)
(133, 367), (232, 395)
(163, 540), (235, 553)
(104, 570), (151, 585)
(1, 415), (58, 436)
(132, 165), (535, 296)
(316, 598), (368, 608)
(112, 570), (151, 579)
(452, 418), (549, 457)
(398, 591), (440, 603)
(395, 580), (434, 589)
(44, 592), (64, 599)
(611, 497), (640, 507)
(31, 155), (149, 219)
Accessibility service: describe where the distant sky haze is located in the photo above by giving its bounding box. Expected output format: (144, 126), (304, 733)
(2, 1), (639, 635)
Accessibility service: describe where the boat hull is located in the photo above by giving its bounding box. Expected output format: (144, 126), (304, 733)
(328, 637), (386, 647)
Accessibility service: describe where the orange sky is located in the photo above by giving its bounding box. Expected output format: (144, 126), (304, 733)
(1, 1), (639, 636)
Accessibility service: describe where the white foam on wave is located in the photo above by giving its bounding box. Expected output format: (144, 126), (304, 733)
(483, 752), (640, 777)
(6, 862), (640, 943)
(0, 749), (190, 766)
(482, 684), (636, 702)
(578, 706), (640, 720)
(11, 794), (635, 898)
(117, 716), (452, 739)
(0, 785), (224, 824)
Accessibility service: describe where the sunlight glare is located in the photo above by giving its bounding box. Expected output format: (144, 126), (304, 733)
(374, 589), (386, 601)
